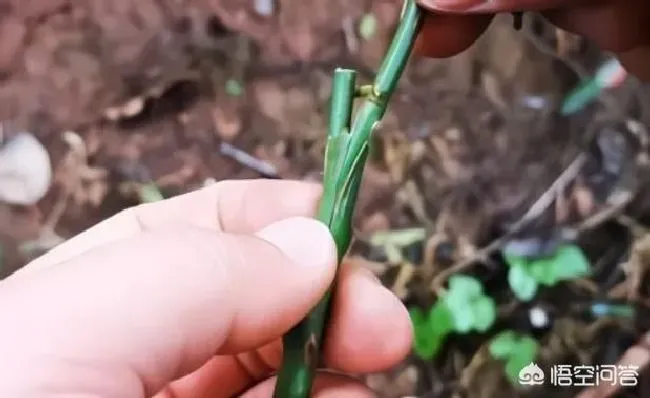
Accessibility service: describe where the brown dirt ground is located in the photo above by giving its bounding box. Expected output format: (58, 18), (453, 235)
(3, 0), (650, 397)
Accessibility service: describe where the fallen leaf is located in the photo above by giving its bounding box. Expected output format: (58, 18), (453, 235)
(213, 105), (242, 141)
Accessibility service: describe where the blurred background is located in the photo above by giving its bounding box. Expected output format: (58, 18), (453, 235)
(1, 0), (650, 397)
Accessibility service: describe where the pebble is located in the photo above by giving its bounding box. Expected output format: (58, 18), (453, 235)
(529, 306), (550, 329)
(0, 132), (52, 205)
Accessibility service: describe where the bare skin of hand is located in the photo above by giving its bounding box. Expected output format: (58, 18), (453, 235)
(0, 179), (413, 397)
(412, 0), (650, 80)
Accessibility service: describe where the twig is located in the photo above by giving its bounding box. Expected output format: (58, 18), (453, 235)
(430, 235), (506, 295)
(507, 154), (586, 234)
(617, 213), (650, 234)
(219, 142), (279, 178)
(574, 191), (633, 233)
(342, 16), (359, 54)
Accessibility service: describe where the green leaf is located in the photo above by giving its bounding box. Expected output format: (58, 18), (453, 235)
(448, 274), (483, 299)
(505, 356), (526, 385)
(413, 335), (443, 360)
(429, 301), (454, 334)
(448, 301), (474, 333)
(225, 79), (244, 97)
(525, 244), (590, 287)
(408, 307), (427, 328)
(412, 329), (438, 360)
(561, 79), (601, 116)
(489, 330), (517, 359)
(489, 330), (540, 386)
(503, 253), (528, 269)
(548, 244), (591, 281)
(409, 307), (434, 358)
(504, 336), (539, 385)
(409, 305), (450, 360)
(359, 13), (377, 41)
(137, 182), (164, 203)
(528, 259), (557, 286)
(443, 275), (495, 333)
(517, 336), (539, 361)
(508, 263), (538, 301)
(471, 296), (497, 332)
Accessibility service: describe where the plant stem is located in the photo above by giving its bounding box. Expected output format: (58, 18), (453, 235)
(272, 2), (423, 397)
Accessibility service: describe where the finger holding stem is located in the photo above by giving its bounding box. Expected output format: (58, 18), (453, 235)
(273, 1), (424, 397)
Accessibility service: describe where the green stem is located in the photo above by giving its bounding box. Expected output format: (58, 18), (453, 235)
(272, 2), (423, 397)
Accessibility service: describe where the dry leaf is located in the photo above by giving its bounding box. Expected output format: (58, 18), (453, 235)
(213, 104), (242, 141)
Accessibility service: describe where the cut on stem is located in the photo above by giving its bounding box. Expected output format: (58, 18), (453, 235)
(272, 2), (423, 397)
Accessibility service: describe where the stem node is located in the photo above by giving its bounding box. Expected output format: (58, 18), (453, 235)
(272, 2), (423, 397)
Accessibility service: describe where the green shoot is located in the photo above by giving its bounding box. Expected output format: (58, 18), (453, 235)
(359, 13), (378, 41)
(410, 275), (497, 360)
(489, 330), (539, 385)
(505, 244), (590, 301)
(591, 302), (636, 319)
(409, 301), (453, 360)
(444, 275), (497, 333)
(225, 78), (244, 97)
(273, 1), (423, 396)
(137, 182), (164, 203)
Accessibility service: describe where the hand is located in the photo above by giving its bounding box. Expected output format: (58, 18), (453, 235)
(0, 179), (412, 397)
(413, 0), (650, 80)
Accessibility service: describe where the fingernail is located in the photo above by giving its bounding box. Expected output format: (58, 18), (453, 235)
(256, 217), (337, 270)
(421, 0), (486, 11)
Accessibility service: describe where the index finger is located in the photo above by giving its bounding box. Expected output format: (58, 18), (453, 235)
(417, 0), (592, 13)
(13, 179), (322, 276)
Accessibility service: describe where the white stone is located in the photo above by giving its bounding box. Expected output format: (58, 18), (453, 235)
(529, 306), (549, 329)
(0, 132), (52, 205)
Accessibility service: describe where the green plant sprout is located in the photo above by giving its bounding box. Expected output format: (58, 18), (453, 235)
(137, 182), (164, 203)
(489, 330), (539, 385)
(225, 78), (244, 97)
(591, 302), (635, 319)
(273, 1), (424, 396)
(505, 243), (591, 301)
(410, 275), (497, 360)
(409, 300), (453, 360)
(359, 13), (378, 41)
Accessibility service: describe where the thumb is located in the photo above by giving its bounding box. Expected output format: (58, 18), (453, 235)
(220, 216), (338, 352)
(0, 217), (336, 397)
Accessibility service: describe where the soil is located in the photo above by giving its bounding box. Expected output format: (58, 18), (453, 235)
(2, 1), (650, 397)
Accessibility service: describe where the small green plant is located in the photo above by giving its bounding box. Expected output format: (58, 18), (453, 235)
(359, 13), (378, 41)
(489, 330), (539, 385)
(225, 78), (244, 97)
(410, 274), (497, 360)
(505, 244), (590, 301)
(409, 300), (452, 360)
(137, 182), (164, 203)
